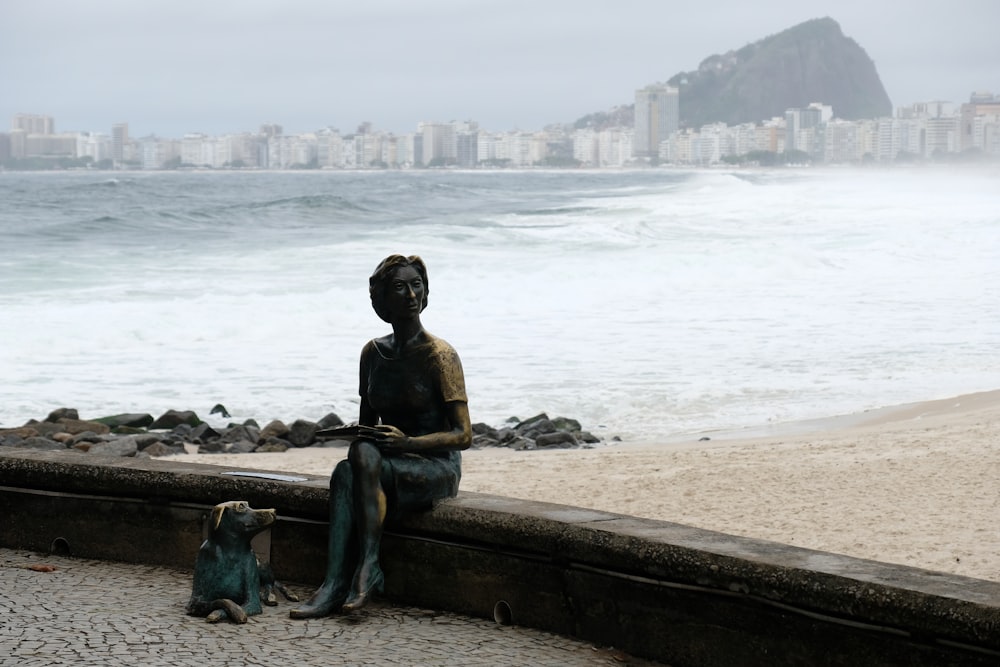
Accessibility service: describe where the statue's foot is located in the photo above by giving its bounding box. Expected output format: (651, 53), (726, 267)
(289, 584), (345, 619)
(342, 565), (384, 613)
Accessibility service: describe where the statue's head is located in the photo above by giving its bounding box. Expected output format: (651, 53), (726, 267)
(369, 254), (429, 323)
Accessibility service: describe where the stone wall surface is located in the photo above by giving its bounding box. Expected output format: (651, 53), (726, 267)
(1, 448), (998, 666)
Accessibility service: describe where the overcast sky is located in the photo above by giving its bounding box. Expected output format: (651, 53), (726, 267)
(2, 0), (996, 137)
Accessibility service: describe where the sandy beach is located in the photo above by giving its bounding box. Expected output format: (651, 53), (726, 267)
(170, 390), (1000, 583)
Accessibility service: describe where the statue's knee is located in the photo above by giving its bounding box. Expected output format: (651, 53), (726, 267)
(348, 440), (380, 469)
(331, 460), (352, 490)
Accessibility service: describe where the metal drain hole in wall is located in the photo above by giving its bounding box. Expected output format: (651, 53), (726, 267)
(493, 600), (512, 625)
(50, 537), (71, 556)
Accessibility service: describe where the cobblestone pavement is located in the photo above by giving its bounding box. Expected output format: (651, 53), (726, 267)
(0, 549), (663, 666)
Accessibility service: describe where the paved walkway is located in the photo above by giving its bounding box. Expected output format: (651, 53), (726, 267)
(0, 548), (663, 666)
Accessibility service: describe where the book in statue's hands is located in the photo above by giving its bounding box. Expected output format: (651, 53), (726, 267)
(314, 424), (383, 440)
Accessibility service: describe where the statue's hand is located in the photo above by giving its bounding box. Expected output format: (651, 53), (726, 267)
(372, 425), (409, 450)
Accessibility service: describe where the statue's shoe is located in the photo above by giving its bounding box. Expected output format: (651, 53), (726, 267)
(342, 567), (385, 613)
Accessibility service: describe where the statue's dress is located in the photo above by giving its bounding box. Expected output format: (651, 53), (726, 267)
(359, 333), (466, 509)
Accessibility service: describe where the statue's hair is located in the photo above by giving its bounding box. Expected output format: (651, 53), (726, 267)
(369, 254), (429, 323)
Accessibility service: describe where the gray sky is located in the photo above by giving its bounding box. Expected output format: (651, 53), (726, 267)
(2, 0), (996, 137)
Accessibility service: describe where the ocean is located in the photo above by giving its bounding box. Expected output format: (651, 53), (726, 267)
(1, 167), (998, 442)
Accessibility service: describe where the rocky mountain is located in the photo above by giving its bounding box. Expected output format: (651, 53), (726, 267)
(575, 17), (892, 131)
(667, 17), (892, 127)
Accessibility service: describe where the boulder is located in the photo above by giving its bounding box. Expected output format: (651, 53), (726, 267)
(226, 439), (258, 454)
(551, 416), (582, 433)
(190, 422), (221, 442)
(85, 437), (139, 457)
(535, 431), (578, 448)
(317, 412), (345, 429)
(94, 413), (155, 429)
(149, 410), (201, 430)
(135, 441), (184, 458)
(18, 436), (66, 451)
(0, 426), (39, 440)
(197, 439), (226, 454)
(516, 414), (557, 439)
(221, 424), (260, 445)
(70, 431), (106, 446)
(259, 420), (290, 442)
(288, 419), (319, 447)
(56, 418), (111, 436)
(255, 437), (290, 453)
(45, 407), (79, 422)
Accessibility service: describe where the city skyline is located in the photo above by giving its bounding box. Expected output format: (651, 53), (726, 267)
(2, 1), (996, 138)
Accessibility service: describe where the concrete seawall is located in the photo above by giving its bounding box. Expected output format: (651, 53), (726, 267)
(1, 448), (998, 666)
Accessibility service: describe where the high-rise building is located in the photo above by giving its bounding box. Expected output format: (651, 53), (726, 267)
(111, 123), (129, 166)
(633, 85), (679, 158)
(12, 113), (54, 134)
(959, 92), (1000, 153)
(418, 122), (457, 166)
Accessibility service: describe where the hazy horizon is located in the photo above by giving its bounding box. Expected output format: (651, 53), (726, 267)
(2, 1), (996, 137)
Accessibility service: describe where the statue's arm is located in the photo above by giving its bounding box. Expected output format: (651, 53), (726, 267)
(372, 401), (472, 453)
(359, 395), (378, 427)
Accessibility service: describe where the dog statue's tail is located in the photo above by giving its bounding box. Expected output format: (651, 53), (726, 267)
(205, 599), (249, 624)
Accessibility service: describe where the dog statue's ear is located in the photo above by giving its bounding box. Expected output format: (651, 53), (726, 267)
(211, 505), (225, 532)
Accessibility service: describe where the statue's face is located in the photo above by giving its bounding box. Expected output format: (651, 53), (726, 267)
(385, 265), (425, 320)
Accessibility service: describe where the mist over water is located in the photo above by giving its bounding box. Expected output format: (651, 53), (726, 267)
(2, 168), (998, 441)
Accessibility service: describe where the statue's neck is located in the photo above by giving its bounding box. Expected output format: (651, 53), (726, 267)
(389, 319), (425, 355)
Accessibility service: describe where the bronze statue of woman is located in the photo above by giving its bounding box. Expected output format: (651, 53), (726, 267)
(290, 254), (472, 618)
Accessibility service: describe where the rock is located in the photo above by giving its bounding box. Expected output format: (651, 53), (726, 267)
(551, 417), (582, 432)
(509, 436), (536, 451)
(197, 439), (226, 454)
(70, 431), (105, 446)
(221, 424), (260, 445)
(516, 415), (557, 439)
(535, 431), (578, 448)
(30, 422), (66, 437)
(259, 420), (290, 442)
(51, 432), (75, 444)
(94, 413), (155, 429)
(113, 425), (148, 435)
(210, 403), (231, 418)
(288, 419), (318, 447)
(472, 433), (499, 448)
(226, 439), (258, 454)
(0, 434), (25, 447)
(472, 423), (499, 438)
(134, 433), (164, 451)
(191, 423), (221, 442)
(86, 437), (138, 457)
(0, 426), (39, 440)
(18, 436), (66, 451)
(496, 428), (518, 444)
(316, 413), (345, 429)
(45, 407), (79, 422)
(54, 418), (111, 436)
(135, 441), (184, 458)
(576, 431), (601, 444)
(254, 437), (289, 453)
(149, 410), (201, 430)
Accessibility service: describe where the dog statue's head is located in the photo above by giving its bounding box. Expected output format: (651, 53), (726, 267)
(209, 501), (276, 544)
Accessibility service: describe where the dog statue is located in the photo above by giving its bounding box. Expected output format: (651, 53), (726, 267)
(186, 500), (297, 623)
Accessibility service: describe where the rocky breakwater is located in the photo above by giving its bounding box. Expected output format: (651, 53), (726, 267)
(0, 407), (610, 459)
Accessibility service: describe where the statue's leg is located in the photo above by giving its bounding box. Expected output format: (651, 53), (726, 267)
(342, 440), (386, 612)
(289, 460), (356, 619)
